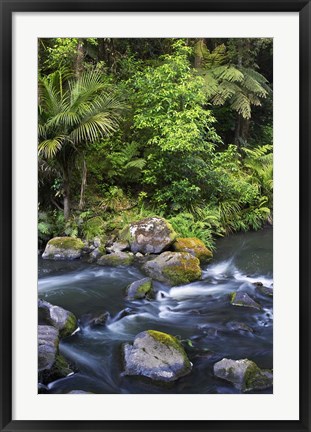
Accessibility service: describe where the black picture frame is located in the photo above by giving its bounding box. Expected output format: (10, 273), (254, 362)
(0, 0), (310, 431)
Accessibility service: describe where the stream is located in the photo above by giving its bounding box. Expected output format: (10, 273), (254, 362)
(38, 227), (273, 394)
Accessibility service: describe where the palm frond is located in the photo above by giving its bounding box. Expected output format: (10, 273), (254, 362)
(38, 136), (66, 158)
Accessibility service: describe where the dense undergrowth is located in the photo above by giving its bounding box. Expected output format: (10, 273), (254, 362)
(38, 38), (273, 250)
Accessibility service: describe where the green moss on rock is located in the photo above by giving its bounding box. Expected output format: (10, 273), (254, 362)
(143, 251), (202, 285)
(162, 253), (202, 285)
(244, 362), (273, 392)
(230, 292), (237, 302)
(126, 278), (153, 300)
(147, 330), (191, 370)
(119, 225), (131, 242)
(97, 252), (134, 267)
(48, 237), (84, 250)
(213, 358), (272, 392)
(60, 313), (77, 338)
(173, 237), (213, 262)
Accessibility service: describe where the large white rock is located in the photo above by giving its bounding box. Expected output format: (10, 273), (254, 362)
(42, 237), (84, 260)
(120, 217), (176, 254)
(123, 330), (192, 382)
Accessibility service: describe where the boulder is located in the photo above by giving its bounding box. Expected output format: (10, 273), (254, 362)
(79, 311), (110, 329)
(87, 247), (103, 263)
(38, 299), (77, 338)
(213, 358), (273, 392)
(256, 285), (273, 297)
(93, 237), (101, 248)
(42, 237), (84, 260)
(38, 325), (73, 385)
(106, 241), (129, 254)
(143, 251), (201, 285)
(97, 251), (134, 267)
(120, 217), (176, 254)
(126, 278), (153, 300)
(230, 291), (262, 310)
(38, 325), (59, 372)
(123, 330), (192, 382)
(172, 237), (213, 262)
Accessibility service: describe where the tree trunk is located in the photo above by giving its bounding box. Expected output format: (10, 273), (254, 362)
(194, 38), (204, 69)
(78, 157), (87, 210)
(75, 39), (84, 78)
(234, 115), (242, 145)
(234, 115), (250, 146)
(63, 169), (71, 220)
(241, 117), (250, 142)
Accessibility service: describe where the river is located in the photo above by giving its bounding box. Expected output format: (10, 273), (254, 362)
(38, 227), (273, 394)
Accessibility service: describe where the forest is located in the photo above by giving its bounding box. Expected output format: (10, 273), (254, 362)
(38, 37), (273, 251)
(38, 38), (273, 395)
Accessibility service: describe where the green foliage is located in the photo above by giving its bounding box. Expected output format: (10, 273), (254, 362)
(81, 216), (105, 240)
(131, 40), (221, 152)
(38, 38), (273, 249)
(168, 213), (216, 251)
(38, 70), (124, 158)
(197, 40), (270, 119)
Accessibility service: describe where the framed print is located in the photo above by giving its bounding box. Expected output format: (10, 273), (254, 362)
(0, 0), (310, 431)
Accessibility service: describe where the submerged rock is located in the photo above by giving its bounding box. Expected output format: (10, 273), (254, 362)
(119, 217), (176, 254)
(226, 321), (254, 333)
(256, 285), (273, 297)
(79, 311), (110, 329)
(126, 277), (153, 300)
(123, 330), (192, 382)
(213, 358), (273, 392)
(230, 291), (262, 310)
(143, 251), (202, 285)
(42, 237), (84, 260)
(172, 237), (213, 262)
(38, 325), (73, 385)
(38, 299), (77, 338)
(97, 251), (134, 267)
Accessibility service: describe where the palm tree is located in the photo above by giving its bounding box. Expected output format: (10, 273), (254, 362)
(38, 70), (124, 219)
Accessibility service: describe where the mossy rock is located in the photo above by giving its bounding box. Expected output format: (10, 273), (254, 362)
(143, 251), (202, 286)
(120, 217), (177, 254)
(230, 291), (262, 310)
(256, 285), (273, 297)
(213, 358), (273, 392)
(123, 330), (192, 382)
(126, 278), (153, 300)
(38, 325), (74, 385)
(97, 252), (134, 267)
(42, 237), (84, 260)
(38, 325), (59, 372)
(172, 237), (213, 262)
(38, 299), (77, 338)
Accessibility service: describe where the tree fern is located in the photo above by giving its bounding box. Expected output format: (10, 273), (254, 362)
(197, 42), (271, 119)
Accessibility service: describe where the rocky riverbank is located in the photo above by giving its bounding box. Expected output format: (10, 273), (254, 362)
(38, 217), (273, 393)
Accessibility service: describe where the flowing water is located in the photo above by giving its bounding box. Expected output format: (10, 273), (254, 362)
(38, 227), (273, 394)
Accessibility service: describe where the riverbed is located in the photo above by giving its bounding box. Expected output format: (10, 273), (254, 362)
(38, 227), (273, 394)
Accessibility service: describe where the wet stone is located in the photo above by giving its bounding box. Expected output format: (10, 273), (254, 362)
(230, 291), (262, 310)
